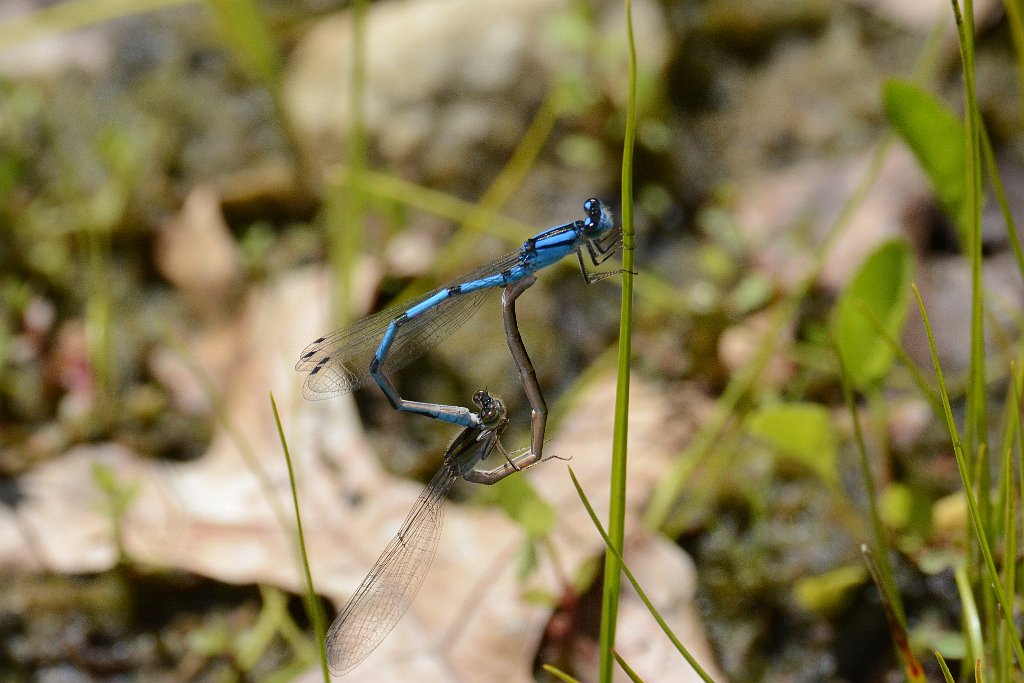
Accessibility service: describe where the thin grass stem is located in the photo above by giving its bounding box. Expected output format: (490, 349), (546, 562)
(570, 468), (716, 683)
(835, 340), (905, 626)
(597, 0), (637, 679)
(914, 285), (1024, 667)
(270, 393), (329, 682)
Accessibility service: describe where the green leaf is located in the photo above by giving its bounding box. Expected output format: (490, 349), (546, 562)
(833, 239), (913, 389)
(878, 482), (913, 531)
(746, 403), (838, 485)
(883, 79), (966, 231)
(794, 564), (868, 615)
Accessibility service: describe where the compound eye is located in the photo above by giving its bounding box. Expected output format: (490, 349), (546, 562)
(473, 390), (488, 407)
(582, 198), (603, 230)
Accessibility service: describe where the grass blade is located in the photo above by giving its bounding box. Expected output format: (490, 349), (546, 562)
(270, 393), (329, 682)
(913, 285), (1024, 666)
(613, 650), (646, 683)
(542, 664), (583, 683)
(861, 545), (924, 681)
(936, 651), (956, 683)
(570, 468), (716, 683)
(598, 0), (638, 679)
(0, 0), (195, 51)
(837, 341), (905, 626)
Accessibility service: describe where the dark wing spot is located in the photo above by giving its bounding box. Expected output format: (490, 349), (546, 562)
(310, 357), (329, 375)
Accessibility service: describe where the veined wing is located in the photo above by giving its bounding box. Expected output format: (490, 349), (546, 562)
(296, 250), (521, 400)
(324, 462), (458, 675)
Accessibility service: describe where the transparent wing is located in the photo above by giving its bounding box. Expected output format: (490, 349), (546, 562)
(296, 251), (522, 400)
(325, 463), (458, 675)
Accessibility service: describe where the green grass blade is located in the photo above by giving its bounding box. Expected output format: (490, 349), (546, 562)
(836, 342), (905, 626)
(860, 546), (925, 681)
(955, 561), (984, 672)
(951, 0), (999, 666)
(570, 468), (716, 683)
(936, 651), (957, 683)
(270, 393), (329, 682)
(168, 336), (344, 674)
(979, 125), (1024, 282)
(951, 0), (990, 522)
(167, 334), (291, 533)
(1004, 0), (1024, 115)
(0, 0), (196, 51)
(613, 650), (646, 683)
(913, 285), (1024, 666)
(542, 664), (583, 683)
(998, 440), (1015, 676)
(325, 0), (368, 328)
(328, 167), (535, 239)
(850, 298), (943, 420)
(990, 363), (1023, 678)
(598, 0), (638, 679)
(1015, 362), (1024, 667)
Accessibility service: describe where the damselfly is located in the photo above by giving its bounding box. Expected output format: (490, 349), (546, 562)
(325, 389), (545, 675)
(296, 199), (620, 440)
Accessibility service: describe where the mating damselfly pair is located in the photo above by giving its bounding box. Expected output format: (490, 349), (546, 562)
(296, 198), (621, 674)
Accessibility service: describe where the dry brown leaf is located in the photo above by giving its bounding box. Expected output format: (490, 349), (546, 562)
(155, 185), (242, 313)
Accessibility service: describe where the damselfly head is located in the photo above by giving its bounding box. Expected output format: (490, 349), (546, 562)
(473, 389), (506, 428)
(580, 198), (613, 237)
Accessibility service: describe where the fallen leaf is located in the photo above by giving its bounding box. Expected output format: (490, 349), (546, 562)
(155, 185), (242, 314)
